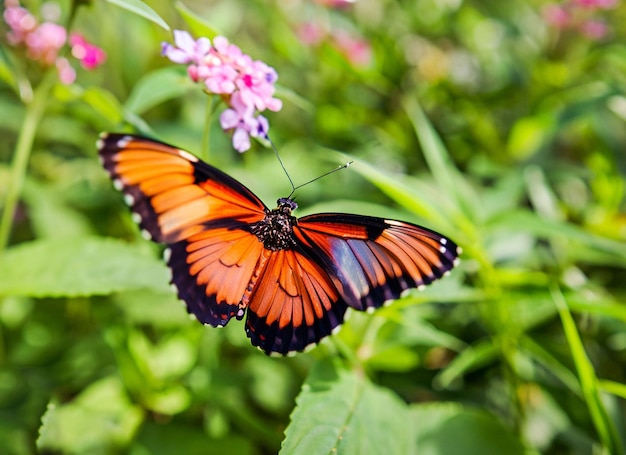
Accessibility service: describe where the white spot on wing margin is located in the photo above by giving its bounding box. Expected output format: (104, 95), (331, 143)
(178, 149), (199, 162)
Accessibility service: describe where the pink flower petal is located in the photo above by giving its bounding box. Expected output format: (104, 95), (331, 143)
(232, 127), (251, 152)
(220, 109), (240, 129)
(252, 115), (269, 138)
(161, 43), (191, 63)
(173, 30), (196, 54)
(56, 57), (76, 85)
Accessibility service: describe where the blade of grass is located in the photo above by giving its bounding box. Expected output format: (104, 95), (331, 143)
(551, 285), (623, 455)
(599, 380), (626, 400)
(345, 157), (452, 229)
(434, 340), (499, 390)
(402, 96), (477, 222)
(520, 336), (581, 395)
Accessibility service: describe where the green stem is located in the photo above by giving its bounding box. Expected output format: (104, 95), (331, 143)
(0, 71), (55, 251)
(201, 95), (219, 161)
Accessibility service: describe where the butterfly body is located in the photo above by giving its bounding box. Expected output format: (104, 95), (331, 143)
(249, 198), (299, 251)
(98, 133), (460, 355)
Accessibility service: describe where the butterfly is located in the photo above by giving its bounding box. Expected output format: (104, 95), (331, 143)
(98, 133), (460, 355)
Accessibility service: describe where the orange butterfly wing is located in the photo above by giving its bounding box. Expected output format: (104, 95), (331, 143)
(244, 213), (459, 354)
(244, 248), (348, 354)
(99, 133), (268, 326)
(293, 213), (459, 311)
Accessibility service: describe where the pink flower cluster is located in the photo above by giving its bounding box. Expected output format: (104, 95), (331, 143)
(2, 1), (106, 84)
(543, 0), (617, 40)
(162, 30), (282, 152)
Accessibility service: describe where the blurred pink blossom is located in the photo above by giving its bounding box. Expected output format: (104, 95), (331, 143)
(162, 30), (282, 152)
(24, 22), (66, 65)
(70, 33), (107, 69)
(55, 57), (76, 84)
(295, 21), (372, 69)
(581, 19), (609, 39)
(296, 22), (326, 45)
(542, 0), (615, 40)
(572, 0), (617, 8)
(543, 4), (571, 28)
(333, 31), (372, 68)
(3, 2), (106, 84)
(3, 5), (36, 44)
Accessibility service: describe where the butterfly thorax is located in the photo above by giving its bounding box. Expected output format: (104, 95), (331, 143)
(249, 198), (298, 251)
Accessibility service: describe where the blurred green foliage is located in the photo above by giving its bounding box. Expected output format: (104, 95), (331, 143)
(1, 0), (625, 454)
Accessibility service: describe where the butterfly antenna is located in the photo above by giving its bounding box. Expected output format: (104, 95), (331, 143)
(267, 136), (296, 193)
(287, 161), (353, 199)
(266, 136), (353, 199)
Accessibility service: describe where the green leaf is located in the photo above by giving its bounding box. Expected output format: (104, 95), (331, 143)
(0, 45), (20, 96)
(376, 314), (466, 353)
(507, 115), (554, 159)
(365, 345), (421, 372)
(245, 356), (296, 414)
(37, 376), (144, 453)
(21, 178), (93, 240)
(106, 0), (170, 30)
(175, 2), (221, 39)
(112, 289), (192, 327)
(0, 237), (170, 297)
(124, 67), (194, 115)
(281, 358), (413, 455)
(411, 402), (525, 455)
(81, 86), (125, 125)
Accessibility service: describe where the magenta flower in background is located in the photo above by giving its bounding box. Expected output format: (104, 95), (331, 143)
(542, 0), (616, 40)
(162, 30), (282, 152)
(2, 1), (107, 84)
(572, 0), (617, 8)
(70, 33), (107, 69)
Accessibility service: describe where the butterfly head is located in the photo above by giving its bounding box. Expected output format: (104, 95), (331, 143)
(276, 197), (298, 215)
